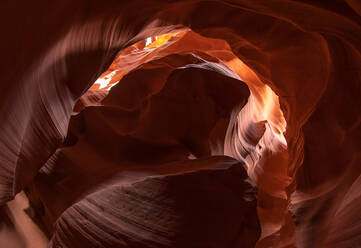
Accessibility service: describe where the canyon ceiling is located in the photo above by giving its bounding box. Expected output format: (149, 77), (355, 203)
(0, 0), (361, 248)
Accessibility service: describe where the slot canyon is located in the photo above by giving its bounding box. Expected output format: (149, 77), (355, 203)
(0, 1), (360, 247)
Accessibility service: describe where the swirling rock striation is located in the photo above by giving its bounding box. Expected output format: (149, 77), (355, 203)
(0, 1), (360, 248)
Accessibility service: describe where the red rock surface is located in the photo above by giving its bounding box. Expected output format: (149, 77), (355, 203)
(0, 1), (360, 248)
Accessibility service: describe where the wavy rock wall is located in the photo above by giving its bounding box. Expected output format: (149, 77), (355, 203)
(0, 1), (360, 247)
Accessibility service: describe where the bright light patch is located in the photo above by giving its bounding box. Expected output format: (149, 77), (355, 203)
(146, 32), (177, 48)
(91, 32), (180, 91)
(145, 37), (152, 46)
(93, 70), (119, 90)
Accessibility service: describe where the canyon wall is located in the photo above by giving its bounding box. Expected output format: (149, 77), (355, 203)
(0, 1), (360, 247)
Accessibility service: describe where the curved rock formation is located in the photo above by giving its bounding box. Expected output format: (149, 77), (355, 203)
(0, 1), (360, 247)
(49, 157), (259, 248)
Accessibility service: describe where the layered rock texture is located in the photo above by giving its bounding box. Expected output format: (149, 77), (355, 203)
(0, 1), (360, 247)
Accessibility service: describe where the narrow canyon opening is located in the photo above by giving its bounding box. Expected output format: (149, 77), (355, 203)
(41, 28), (291, 247)
(10, 27), (292, 248)
(1, 1), (360, 248)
